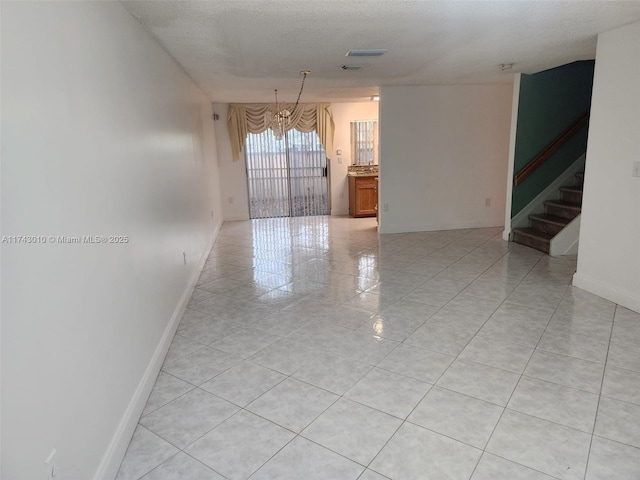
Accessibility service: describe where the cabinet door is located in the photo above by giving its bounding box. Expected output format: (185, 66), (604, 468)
(356, 179), (378, 216)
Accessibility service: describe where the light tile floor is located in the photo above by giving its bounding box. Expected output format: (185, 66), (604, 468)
(117, 216), (640, 480)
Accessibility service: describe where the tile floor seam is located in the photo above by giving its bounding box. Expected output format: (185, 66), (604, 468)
(140, 388), (242, 451)
(599, 362), (640, 377)
(517, 373), (605, 397)
(371, 363), (440, 385)
(473, 451), (565, 480)
(215, 419), (296, 480)
(500, 407), (597, 435)
(598, 391), (640, 407)
(122, 425), (181, 480)
(201, 368), (290, 409)
(296, 432), (379, 469)
(590, 433), (640, 451)
(216, 369), (345, 441)
(583, 303), (616, 480)
(146, 451), (227, 480)
(368, 240), (525, 479)
(160, 358), (236, 388)
(401, 417), (495, 451)
(240, 434), (295, 480)
(423, 383), (507, 409)
(531, 346), (609, 365)
(359, 419), (408, 475)
(467, 253), (566, 479)
(334, 393), (420, 422)
(371, 239), (521, 352)
(140, 386), (197, 420)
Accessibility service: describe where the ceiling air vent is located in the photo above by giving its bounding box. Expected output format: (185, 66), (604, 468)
(345, 49), (387, 57)
(341, 64), (364, 71)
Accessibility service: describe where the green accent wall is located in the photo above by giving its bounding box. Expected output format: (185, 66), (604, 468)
(511, 61), (594, 216)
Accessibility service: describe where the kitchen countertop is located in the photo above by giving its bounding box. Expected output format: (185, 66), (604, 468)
(347, 165), (379, 177)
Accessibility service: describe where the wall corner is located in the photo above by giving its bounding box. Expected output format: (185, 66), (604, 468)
(503, 73), (521, 240)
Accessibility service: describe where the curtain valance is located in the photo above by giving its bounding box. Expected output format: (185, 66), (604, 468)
(227, 103), (334, 161)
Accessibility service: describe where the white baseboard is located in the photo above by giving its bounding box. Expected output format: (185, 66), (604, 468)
(379, 221), (504, 235)
(573, 272), (640, 314)
(94, 220), (222, 480)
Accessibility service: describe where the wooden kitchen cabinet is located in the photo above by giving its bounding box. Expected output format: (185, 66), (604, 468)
(349, 175), (378, 217)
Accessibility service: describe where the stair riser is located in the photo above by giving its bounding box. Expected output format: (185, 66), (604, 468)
(513, 232), (550, 253)
(529, 218), (565, 236)
(545, 203), (580, 220)
(561, 191), (583, 204)
(575, 172), (584, 184)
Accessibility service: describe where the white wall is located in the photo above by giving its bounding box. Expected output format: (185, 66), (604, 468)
(1, 2), (223, 479)
(214, 101), (378, 218)
(330, 102), (379, 215)
(573, 21), (640, 313)
(213, 103), (252, 221)
(378, 85), (512, 233)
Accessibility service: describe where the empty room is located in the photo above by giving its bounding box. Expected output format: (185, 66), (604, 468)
(2, 1), (640, 479)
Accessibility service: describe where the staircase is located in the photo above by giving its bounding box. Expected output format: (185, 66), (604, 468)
(513, 172), (583, 253)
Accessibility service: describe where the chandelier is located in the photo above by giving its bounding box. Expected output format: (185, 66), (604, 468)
(267, 70), (310, 140)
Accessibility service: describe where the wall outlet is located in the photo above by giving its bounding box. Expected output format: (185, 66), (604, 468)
(45, 449), (57, 480)
(633, 161), (640, 177)
(337, 157), (342, 164)
(485, 197), (491, 207)
(228, 196), (234, 204)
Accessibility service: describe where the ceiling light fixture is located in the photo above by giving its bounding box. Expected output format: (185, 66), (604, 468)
(267, 70), (310, 140)
(500, 63), (514, 71)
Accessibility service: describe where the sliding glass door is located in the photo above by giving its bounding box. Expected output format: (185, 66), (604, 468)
(245, 129), (329, 219)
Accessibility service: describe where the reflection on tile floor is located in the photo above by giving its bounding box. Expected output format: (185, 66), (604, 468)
(117, 216), (640, 480)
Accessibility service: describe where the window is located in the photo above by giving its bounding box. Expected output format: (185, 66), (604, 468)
(350, 120), (378, 165)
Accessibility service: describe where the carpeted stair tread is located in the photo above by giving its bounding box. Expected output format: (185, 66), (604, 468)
(528, 213), (571, 226)
(544, 199), (582, 210)
(559, 185), (583, 193)
(513, 228), (554, 242)
(512, 227), (553, 253)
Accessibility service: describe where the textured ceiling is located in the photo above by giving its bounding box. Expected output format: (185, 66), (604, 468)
(121, 1), (640, 103)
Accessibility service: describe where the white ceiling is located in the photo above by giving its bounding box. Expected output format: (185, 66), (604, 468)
(121, 1), (640, 103)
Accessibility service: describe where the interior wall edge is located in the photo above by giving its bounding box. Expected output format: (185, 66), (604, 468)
(502, 73), (522, 241)
(93, 220), (222, 480)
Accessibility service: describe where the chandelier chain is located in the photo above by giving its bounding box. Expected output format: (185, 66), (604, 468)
(267, 70), (310, 140)
(292, 71), (309, 112)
